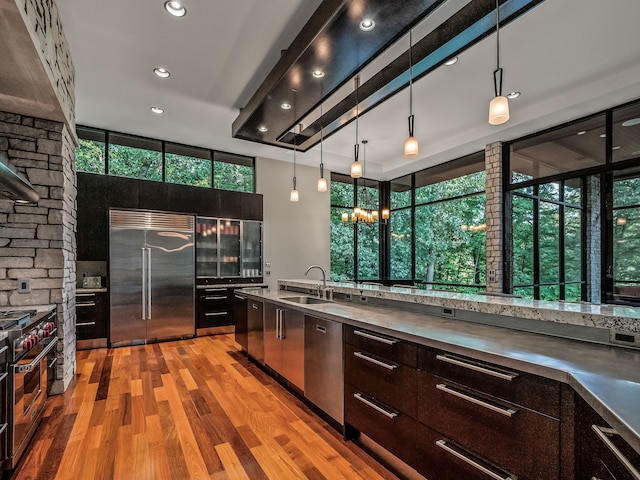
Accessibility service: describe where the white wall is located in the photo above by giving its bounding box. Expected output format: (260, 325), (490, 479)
(256, 156), (330, 291)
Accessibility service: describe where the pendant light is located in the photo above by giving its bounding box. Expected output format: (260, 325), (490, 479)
(290, 124), (300, 202)
(317, 102), (328, 192)
(404, 30), (419, 158)
(350, 76), (363, 178)
(488, 0), (510, 125)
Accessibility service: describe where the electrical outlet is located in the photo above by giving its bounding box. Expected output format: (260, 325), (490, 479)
(18, 278), (30, 293)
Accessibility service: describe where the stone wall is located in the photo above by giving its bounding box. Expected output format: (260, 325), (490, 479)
(14, 0), (75, 131)
(0, 110), (76, 393)
(484, 141), (503, 293)
(586, 175), (601, 303)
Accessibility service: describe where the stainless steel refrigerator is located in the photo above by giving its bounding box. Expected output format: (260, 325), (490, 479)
(109, 209), (195, 347)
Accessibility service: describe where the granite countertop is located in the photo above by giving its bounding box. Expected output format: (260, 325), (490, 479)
(280, 279), (640, 333)
(241, 286), (640, 454)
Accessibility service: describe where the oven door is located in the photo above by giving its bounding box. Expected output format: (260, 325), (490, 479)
(9, 335), (57, 468)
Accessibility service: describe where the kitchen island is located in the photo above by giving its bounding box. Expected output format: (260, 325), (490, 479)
(240, 280), (640, 479)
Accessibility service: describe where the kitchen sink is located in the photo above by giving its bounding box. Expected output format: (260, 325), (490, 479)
(281, 296), (332, 305)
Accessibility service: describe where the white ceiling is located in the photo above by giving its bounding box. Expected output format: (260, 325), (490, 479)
(55, 0), (640, 181)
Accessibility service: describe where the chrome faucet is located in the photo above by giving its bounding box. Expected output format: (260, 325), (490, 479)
(305, 265), (333, 299)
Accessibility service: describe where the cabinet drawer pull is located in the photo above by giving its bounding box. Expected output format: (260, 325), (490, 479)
(436, 384), (517, 417)
(436, 354), (518, 381)
(77, 293), (96, 298)
(353, 393), (397, 419)
(205, 295), (227, 300)
(252, 304), (259, 309)
(77, 302), (96, 307)
(0, 346), (8, 355)
(591, 425), (640, 480)
(235, 295), (246, 300)
(316, 325), (326, 333)
(436, 440), (516, 480)
(205, 288), (226, 293)
(205, 311), (227, 316)
(353, 351), (398, 370)
(354, 330), (398, 345)
(76, 321), (96, 327)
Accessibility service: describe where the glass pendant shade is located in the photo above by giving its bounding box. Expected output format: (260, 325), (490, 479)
(404, 135), (419, 157)
(317, 177), (328, 192)
(489, 95), (510, 125)
(290, 187), (299, 202)
(350, 160), (362, 178)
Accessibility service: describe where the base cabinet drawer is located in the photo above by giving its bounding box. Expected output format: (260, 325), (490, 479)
(345, 343), (417, 417)
(345, 383), (417, 468)
(76, 292), (108, 340)
(196, 288), (231, 328)
(415, 422), (519, 480)
(577, 397), (640, 480)
(345, 326), (417, 368)
(418, 371), (560, 479)
(419, 347), (561, 418)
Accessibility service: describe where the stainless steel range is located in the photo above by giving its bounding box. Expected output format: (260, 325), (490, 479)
(0, 308), (57, 470)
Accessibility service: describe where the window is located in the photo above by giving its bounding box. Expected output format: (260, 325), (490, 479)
(74, 126), (255, 193)
(213, 152), (254, 192)
(510, 114), (606, 184)
(108, 133), (162, 180)
(329, 173), (380, 281)
(510, 179), (585, 301)
(165, 143), (211, 187)
(76, 127), (105, 174)
(388, 152), (486, 292)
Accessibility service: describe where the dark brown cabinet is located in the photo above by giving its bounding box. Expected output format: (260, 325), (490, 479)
(233, 292), (248, 350)
(196, 287), (231, 333)
(416, 346), (562, 480)
(577, 397), (640, 480)
(75, 291), (108, 349)
(344, 326), (419, 467)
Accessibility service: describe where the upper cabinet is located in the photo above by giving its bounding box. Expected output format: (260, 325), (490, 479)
(196, 216), (262, 280)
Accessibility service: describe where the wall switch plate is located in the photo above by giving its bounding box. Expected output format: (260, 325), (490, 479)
(18, 278), (30, 293)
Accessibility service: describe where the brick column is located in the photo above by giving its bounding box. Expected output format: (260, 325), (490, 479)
(585, 175), (601, 303)
(0, 112), (77, 393)
(485, 142), (504, 293)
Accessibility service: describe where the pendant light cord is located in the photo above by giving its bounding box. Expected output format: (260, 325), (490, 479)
(493, 0), (503, 97)
(409, 30), (413, 117)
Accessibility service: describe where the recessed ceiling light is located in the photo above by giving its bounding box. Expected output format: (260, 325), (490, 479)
(153, 67), (171, 78)
(622, 118), (640, 127)
(312, 70), (325, 78)
(444, 57), (458, 66)
(150, 106), (164, 114)
(576, 130), (587, 135)
(506, 91), (521, 99)
(281, 103), (292, 110)
(164, 1), (186, 17)
(599, 133), (606, 138)
(258, 126), (268, 132)
(359, 18), (375, 31)
(612, 146), (622, 150)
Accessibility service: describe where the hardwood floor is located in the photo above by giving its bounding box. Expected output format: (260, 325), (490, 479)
(8, 335), (400, 480)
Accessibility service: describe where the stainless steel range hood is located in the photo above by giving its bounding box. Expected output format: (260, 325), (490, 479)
(0, 153), (40, 203)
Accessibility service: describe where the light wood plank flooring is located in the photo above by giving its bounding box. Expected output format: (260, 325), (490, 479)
(8, 335), (399, 480)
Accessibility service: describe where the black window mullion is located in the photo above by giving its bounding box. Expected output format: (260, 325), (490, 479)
(161, 141), (166, 182)
(104, 131), (110, 175)
(533, 186), (540, 299)
(411, 173), (416, 282)
(558, 181), (566, 300)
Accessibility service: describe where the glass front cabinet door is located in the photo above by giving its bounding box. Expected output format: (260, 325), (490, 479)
(196, 217), (262, 279)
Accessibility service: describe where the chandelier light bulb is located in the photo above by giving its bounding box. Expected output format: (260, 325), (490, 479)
(350, 160), (362, 178)
(489, 95), (510, 125)
(404, 135), (419, 158)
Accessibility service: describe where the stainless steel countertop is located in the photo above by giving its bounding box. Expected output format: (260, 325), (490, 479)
(242, 288), (640, 454)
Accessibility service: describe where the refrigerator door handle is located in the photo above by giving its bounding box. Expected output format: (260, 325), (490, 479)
(147, 247), (152, 319)
(141, 248), (147, 319)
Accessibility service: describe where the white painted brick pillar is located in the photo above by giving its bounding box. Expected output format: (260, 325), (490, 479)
(485, 142), (504, 293)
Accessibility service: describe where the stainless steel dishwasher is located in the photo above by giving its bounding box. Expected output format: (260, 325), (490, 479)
(247, 299), (264, 365)
(304, 315), (343, 425)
